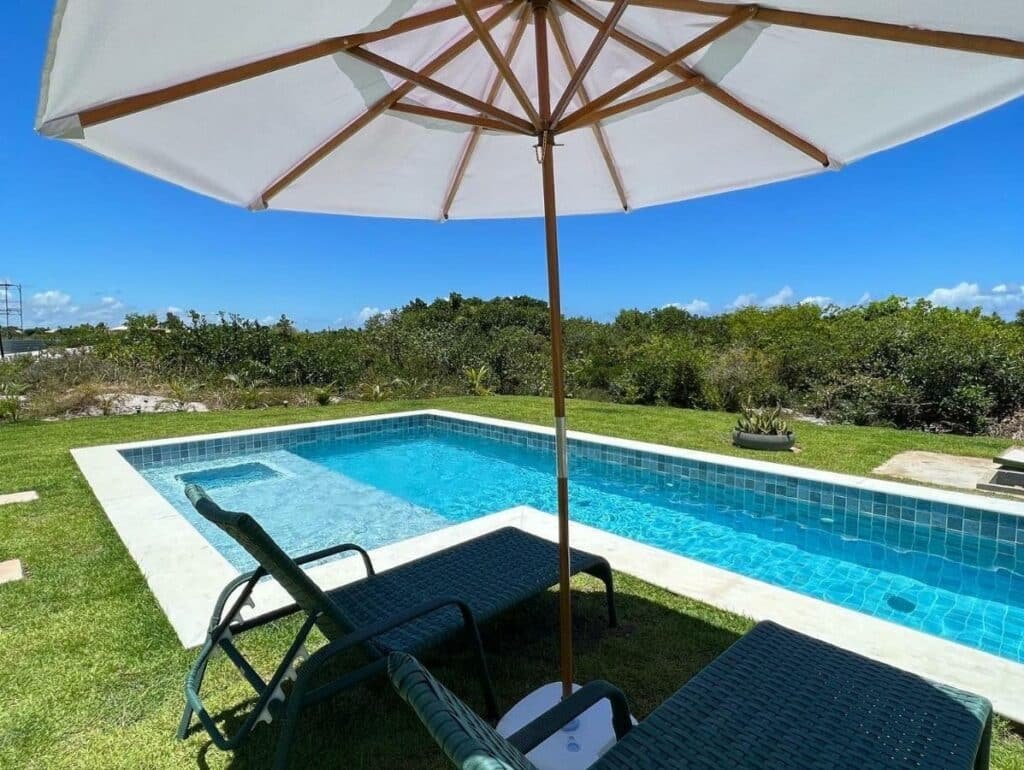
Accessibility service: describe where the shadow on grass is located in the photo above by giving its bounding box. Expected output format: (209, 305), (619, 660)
(183, 576), (748, 770)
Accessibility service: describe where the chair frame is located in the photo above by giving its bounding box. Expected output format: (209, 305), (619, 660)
(177, 542), (498, 770)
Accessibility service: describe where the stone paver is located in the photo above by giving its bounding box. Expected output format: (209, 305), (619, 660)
(873, 451), (998, 491)
(997, 447), (1024, 471)
(0, 559), (24, 584)
(0, 490), (39, 506)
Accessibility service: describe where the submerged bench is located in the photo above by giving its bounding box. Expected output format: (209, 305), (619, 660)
(392, 620), (993, 769)
(177, 484), (616, 770)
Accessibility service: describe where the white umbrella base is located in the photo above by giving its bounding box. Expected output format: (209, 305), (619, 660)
(496, 681), (636, 770)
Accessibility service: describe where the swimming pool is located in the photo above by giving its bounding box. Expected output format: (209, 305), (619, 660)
(128, 411), (1024, 665)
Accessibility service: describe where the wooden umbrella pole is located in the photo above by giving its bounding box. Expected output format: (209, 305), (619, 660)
(532, 0), (574, 700)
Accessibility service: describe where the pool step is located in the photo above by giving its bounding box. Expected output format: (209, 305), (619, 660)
(977, 468), (1024, 498)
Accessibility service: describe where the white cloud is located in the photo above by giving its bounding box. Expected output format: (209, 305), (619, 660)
(727, 292), (759, 310)
(356, 306), (382, 325)
(799, 295), (834, 308)
(925, 281), (981, 305)
(762, 286), (795, 308)
(334, 306), (391, 329)
(31, 289), (72, 311)
(925, 281), (1024, 317)
(728, 286), (795, 310)
(664, 299), (711, 315)
(25, 289), (127, 327)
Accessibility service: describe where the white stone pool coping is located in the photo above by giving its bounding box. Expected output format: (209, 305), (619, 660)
(72, 408), (1024, 721)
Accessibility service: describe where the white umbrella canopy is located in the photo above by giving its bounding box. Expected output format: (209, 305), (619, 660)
(37, 1), (1024, 219)
(37, 0), (1024, 707)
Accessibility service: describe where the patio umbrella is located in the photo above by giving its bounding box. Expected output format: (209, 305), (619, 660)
(37, 0), (1024, 705)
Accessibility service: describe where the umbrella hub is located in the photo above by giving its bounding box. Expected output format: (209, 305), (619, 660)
(534, 129), (561, 164)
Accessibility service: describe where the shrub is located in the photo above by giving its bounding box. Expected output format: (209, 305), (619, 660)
(311, 383), (336, 406)
(464, 365), (493, 396)
(0, 382), (26, 422)
(702, 346), (780, 411)
(609, 335), (703, 407)
(939, 384), (995, 435)
(0, 397), (19, 422)
(829, 375), (922, 428)
(355, 377), (404, 402)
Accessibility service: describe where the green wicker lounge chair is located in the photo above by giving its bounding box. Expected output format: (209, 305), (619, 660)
(177, 484), (616, 770)
(389, 620), (993, 770)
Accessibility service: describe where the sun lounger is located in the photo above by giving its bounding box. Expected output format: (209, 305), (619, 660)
(177, 483), (616, 770)
(389, 620), (992, 770)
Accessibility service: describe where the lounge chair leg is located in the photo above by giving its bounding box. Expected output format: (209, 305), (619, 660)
(272, 660), (319, 770)
(591, 564), (618, 628)
(459, 609), (499, 720)
(176, 650), (213, 740)
(475, 645), (499, 722)
(176, 704), (194, 741)
(605, 575), (618, 628)
(272, 693), (300, 770)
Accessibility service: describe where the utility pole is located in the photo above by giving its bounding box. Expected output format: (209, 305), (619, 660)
(0, 282), (24, 360)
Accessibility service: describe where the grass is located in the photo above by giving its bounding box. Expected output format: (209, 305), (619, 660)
(0, 396), (1022, 769)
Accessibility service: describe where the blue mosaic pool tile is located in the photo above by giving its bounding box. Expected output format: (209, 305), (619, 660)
(121, 411), (1024, 553)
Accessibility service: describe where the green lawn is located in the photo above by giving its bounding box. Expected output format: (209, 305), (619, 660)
(1, 397), (1022, 769)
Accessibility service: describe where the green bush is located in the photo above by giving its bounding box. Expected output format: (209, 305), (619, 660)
(940, 384), (996, 435)
(18, 293), (1024, 436)
(702, 346), (780, 411)
(829, 375), (922, 428)
(610, 335), (703, 407)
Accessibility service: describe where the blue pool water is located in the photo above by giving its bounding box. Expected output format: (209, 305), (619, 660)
(140, 421), (1024, 663)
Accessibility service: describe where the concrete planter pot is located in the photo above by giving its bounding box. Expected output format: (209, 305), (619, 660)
(732, 430), (796, 451)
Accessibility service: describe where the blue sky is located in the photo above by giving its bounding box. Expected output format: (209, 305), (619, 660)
(3, 3), (1023, 330)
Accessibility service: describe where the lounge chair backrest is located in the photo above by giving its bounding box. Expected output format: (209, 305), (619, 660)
(185, 484), (352, 637)
(387, 652), (537, 770)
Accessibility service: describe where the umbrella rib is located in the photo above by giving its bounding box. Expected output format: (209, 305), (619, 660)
(258, 2), (519, 208)
(345, 47), (535, 135)
(550, 0), (630, 127)
(548, 7), (630, 211)
(556, 6), (757, 131)
(441, 5), (533, 220)
(591, 1), (1024, 60)
(455, 0), (541, 127)
(69, 0), (509, 130)
(556, 0), (829, 166)
(557, 77), (702, 132)
(389, 101), (531, 133)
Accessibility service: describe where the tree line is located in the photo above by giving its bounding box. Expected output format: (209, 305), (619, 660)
(40, 294), (1024, 435)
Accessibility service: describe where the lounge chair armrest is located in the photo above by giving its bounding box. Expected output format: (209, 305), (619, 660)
(294, 543), (375, 576)
(295, 598), (484, 685)
(203, 545), (374, 637)
(508, 680), (633, 754)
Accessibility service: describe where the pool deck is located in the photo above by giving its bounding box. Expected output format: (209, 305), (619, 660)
(72, 408), (1024, 721)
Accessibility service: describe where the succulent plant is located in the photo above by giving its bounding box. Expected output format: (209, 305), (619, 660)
(735, 401), (791, 436)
